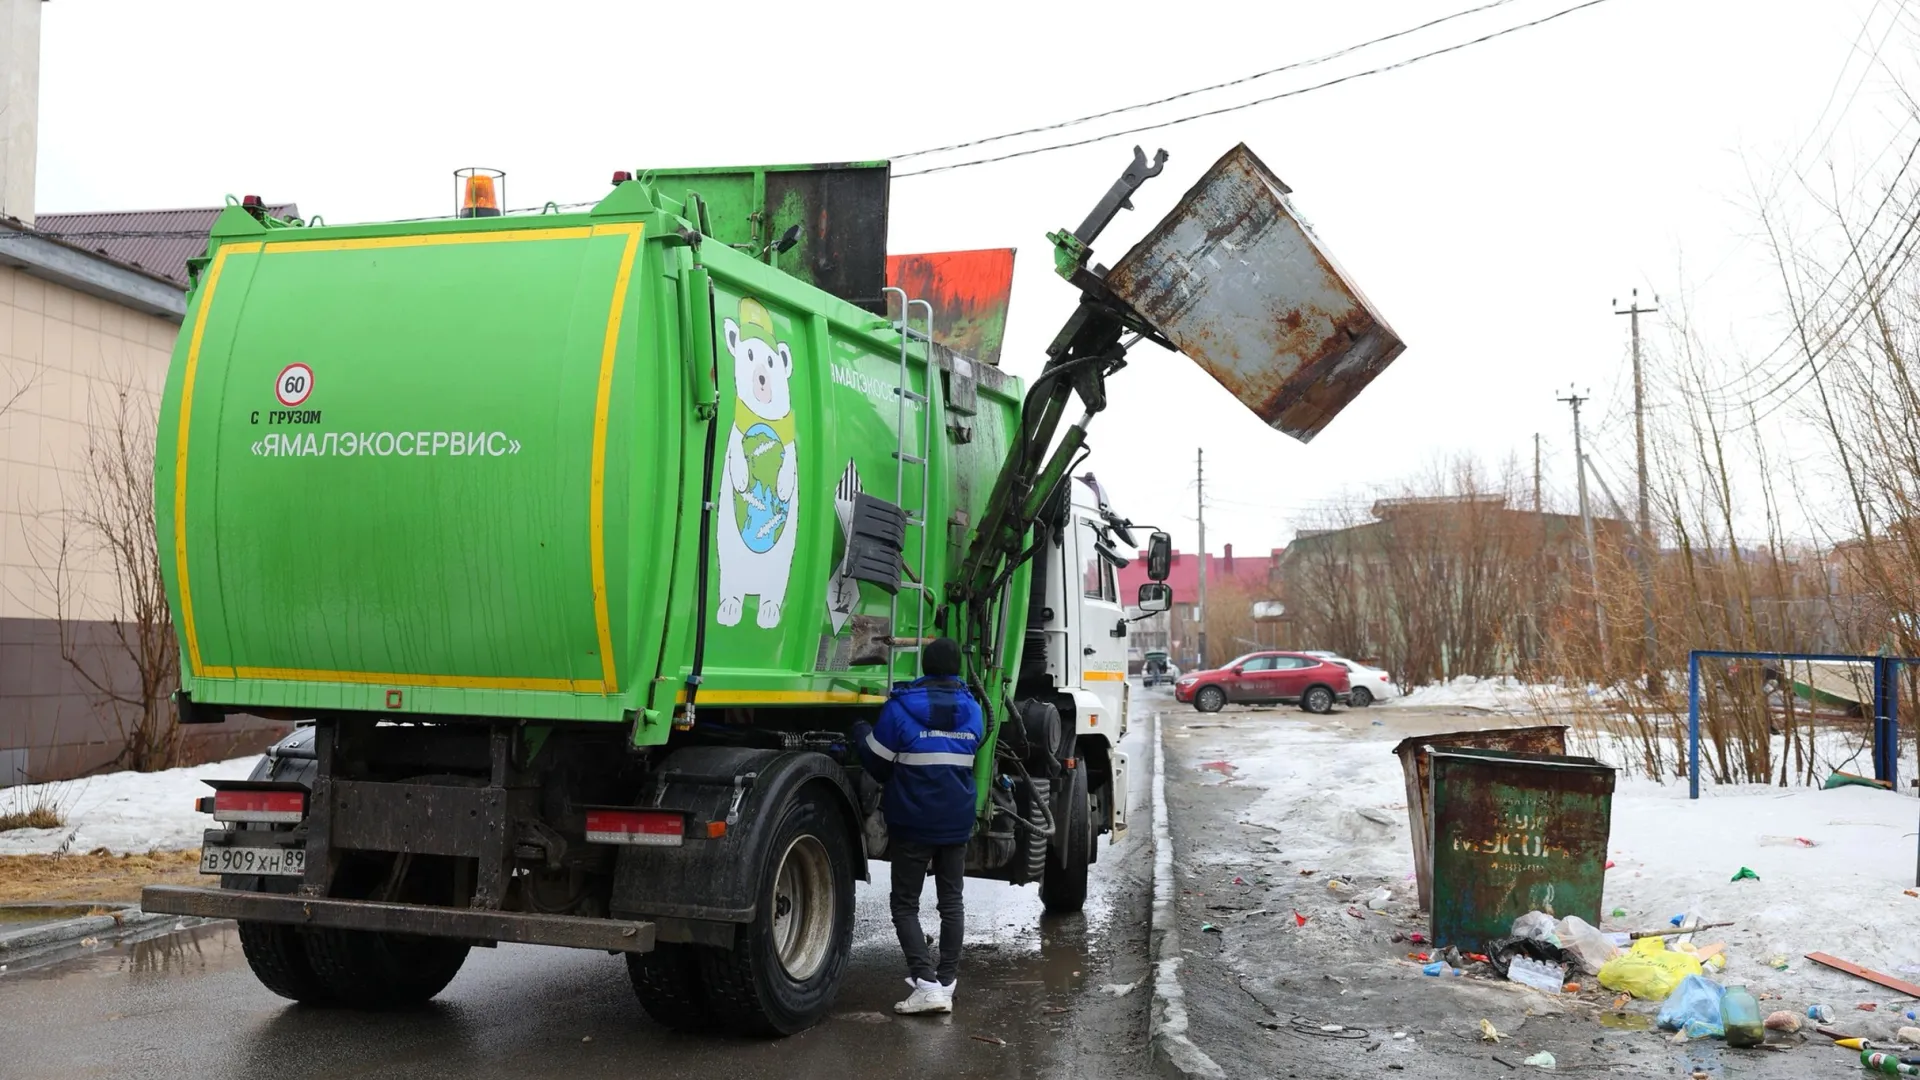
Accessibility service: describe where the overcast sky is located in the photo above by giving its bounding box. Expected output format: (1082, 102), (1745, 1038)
(34, 0), (1913, 557)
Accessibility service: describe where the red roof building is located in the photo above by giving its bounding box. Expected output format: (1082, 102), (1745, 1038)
(36, 203), (300, 287)
(1119, 544), (1282, 668)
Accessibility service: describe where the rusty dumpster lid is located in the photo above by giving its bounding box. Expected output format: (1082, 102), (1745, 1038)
(1105, 143), (1405, 443)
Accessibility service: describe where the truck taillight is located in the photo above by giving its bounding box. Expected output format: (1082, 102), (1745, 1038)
(212, 788), (305, 824)
(585, 809), (684, 847)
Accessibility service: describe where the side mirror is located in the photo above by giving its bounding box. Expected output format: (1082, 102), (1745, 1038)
(1146, 531), (1172, 582)
(1136, 582), (1172, 614)
(1230, 665), (1245, 675)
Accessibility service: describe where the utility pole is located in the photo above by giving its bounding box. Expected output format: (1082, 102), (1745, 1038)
(1196, 448), (1208, 670)
(1533, 432), (1542, 513)
(1614, 289), (1662, 691)
(1560, 388), (1609, 666)
(1613, 289), (1658, 542)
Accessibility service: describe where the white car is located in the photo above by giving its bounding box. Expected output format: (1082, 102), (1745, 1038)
(1303, 652), (1399, 707)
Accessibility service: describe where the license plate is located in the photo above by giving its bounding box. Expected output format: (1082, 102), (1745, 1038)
(200, 845), (306, 877)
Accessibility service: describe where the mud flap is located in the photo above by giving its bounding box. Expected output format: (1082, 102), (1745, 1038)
(1109, 750), (1130, 842)
(608, 748), (866, 926)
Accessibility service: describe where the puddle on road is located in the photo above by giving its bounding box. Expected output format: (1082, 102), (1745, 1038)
(1599, 1011), (1653, 1031)
(0, 903), (109, 925)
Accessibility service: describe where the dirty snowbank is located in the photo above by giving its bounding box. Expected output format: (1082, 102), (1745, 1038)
(0, 757), (254, 856)
(1210, 714), (1920, 1009)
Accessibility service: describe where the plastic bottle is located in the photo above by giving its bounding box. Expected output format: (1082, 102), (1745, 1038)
(1809, 1004), (1836, 1023)
(1422, 961), (1461, 977)
(1722, 985), (1764, 1048)
(1507, 956), (1568, 993)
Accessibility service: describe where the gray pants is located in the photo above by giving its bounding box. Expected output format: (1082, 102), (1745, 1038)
(889, 839), (965, 985)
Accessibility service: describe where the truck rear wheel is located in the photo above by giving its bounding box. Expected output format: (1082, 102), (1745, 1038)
(697, 787), (853, 1036)
(238, 918), (333, 1004)
(303, 927), (470, 1008)
(627, 943), (714, 1031)
(1040, 763), (1091, 914)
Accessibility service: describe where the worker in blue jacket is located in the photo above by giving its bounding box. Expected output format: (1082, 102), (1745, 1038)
(852, 636), (983, 1015)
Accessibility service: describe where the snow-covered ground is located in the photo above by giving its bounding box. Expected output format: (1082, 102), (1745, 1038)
(1383, 675), (1594, 713)
(0, 757), (255, 856)
(1207, 711), (1920, 1008)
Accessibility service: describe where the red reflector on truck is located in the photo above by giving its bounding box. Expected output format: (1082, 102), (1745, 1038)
(212, 788), (305, 824)
(585, 809), (684, 847)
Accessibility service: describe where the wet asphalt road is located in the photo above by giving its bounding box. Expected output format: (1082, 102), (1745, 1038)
(0, 727), (1155, 1080)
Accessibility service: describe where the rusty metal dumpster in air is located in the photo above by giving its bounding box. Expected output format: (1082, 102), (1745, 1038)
(1392, 726), (1570, 911)
(1427, 747), (1616, 954)
(1103, 143), (1406, 443)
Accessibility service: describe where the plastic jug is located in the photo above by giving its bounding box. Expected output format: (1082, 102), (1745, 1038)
(1722, 985), (1764, 1048)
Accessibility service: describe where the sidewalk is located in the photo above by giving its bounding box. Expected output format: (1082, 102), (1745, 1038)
(1152, 694), (1890, 1078)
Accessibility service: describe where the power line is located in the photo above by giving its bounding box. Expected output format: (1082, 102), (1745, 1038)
(894, 0), (1625, 179)
(890, 0), (1526, 161)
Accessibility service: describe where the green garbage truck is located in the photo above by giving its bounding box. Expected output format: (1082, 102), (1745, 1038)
(142, 144), (1403, 1034)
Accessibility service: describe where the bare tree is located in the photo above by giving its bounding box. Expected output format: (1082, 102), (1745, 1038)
(29, 373), (180, 773)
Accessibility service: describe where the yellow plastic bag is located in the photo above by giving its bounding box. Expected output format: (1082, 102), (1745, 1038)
(1597, 937), (1704, 1000)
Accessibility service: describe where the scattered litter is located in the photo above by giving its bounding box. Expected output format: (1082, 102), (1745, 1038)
(1808, 1005), (1835, 1023)
(1807, 952), (1920, 998)
(1835, 1037), (1870, 1050)
(1611, 995), (1630, 1010)
(1860, 1003), (1881, 1012)
(1392, 932), (1407, 944)
(1367, 887), (1392, 911)
(1507, 956), (1568, 994)
(1730, 866), (1760, 882)
(1599, 937), (1703, 1000)
(1604, 860), (1616, 870)
(1757, 835), (1818, 847)
(1294, 912), (1308, 927)
(1299, 869), (1317, 876)
(1862, 1051), (1920, 1075)
(1898, 1027), (1920, 1045)
(1510, 911), (1560, 944)
(1346, 907), (1365, 919)
(1557, 915), (1620, 974)
(581, 1036), (593, 1043)
(1200, 923), (1222, 934)
(1766, 954), (1790, 970)
(969, 1034), (1007, 1046)
(1320, 1024), (1345, 1033)
(1563, 982), (1580, 993)
(1480, 1019), (1505, 1042)
(1765, 1010), (1802, 1032)
(78, 937), (98, 947)
(1232, 876), (1247, 885)
(1424, 962), (1461, 977)
(1656, 974), (1726, 1038)
(1042, 1006), (1069, 1015)
(1907, 890), (1920, 899)
(1611, 908), (1627, 918)
(1100, 982), (1139, 997)
(1522, 1051), (1556, 1069)
(1409, 932), (1428, 945)
(1722, 985), (1764, 1047)
(1669, 914), (1685, 927)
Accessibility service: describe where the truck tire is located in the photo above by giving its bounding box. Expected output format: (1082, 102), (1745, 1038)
(627, 943), (714, 1031)
(1040, 763), (1091, 914)
(303, 928), (470, 1008)
(238, 918), (333, 1004)
(697, 786), (854, 1036)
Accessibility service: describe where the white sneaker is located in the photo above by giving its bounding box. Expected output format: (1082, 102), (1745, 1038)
(894, 978), (953, 1015)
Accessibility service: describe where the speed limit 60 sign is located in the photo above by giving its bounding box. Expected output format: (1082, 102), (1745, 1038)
(275, 363), (314, 407)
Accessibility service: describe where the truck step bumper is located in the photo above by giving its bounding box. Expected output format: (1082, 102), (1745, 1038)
(140, 885), (657, 954)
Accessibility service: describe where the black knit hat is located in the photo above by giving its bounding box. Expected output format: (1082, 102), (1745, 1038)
(923, 636), (962, 677)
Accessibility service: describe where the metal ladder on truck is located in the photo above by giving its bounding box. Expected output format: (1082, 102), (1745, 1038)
(882, 286), (936, 681)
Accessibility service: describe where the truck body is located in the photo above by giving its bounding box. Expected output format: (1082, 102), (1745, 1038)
(143, 145), (1401, 1035)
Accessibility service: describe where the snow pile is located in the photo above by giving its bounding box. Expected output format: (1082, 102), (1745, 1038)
(1218, 714), (1920, 1005)
(0, 757), (255, 856)
(1385, 675), (1590, 713)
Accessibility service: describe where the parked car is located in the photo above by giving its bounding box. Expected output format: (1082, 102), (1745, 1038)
(1174, 651), (1351, 714)
(1300, 652), (1400, 707)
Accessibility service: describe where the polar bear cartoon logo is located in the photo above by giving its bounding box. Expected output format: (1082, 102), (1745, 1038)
(717, 297), (800, 628)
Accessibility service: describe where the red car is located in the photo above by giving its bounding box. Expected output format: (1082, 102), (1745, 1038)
(1174, 651), (1351, 714)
